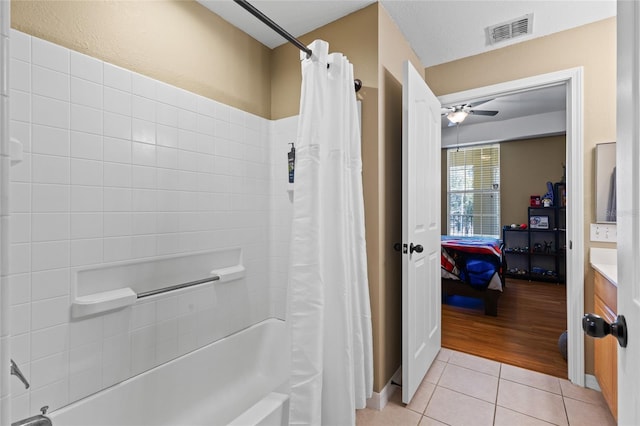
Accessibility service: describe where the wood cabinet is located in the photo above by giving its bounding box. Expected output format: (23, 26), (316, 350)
(594, 269), (617, 421)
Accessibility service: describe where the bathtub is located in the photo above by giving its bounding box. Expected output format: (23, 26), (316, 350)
(49, 318), (290, 426)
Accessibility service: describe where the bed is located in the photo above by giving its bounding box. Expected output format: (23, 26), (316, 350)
(441, 236), (505, 316)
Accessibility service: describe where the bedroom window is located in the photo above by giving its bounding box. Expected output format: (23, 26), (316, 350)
(447, 144), (500, 238)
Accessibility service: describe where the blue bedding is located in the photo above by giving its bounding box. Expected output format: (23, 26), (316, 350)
(441, 236), (504, 291)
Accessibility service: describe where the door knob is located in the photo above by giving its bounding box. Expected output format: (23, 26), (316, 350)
(582, 313), (628, 348)
(410, 243), (423, 254)
(393, 243), (402, 252)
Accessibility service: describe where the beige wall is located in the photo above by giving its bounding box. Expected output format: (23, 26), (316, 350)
(11, 0), (272, 118)
(501, 136), (567, 225)
(270, 4), (378, 120)
(427, 17), (617, 375)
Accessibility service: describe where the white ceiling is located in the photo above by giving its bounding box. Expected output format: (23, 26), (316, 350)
(198, 0), (376, 50)
(440, 84), (568, 146)
(382, 0), (616, 68)
(441, 84), (566, 128)
(198, 0), (616, 68)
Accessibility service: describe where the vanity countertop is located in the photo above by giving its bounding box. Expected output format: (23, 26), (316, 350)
(590, 248), (617, 286)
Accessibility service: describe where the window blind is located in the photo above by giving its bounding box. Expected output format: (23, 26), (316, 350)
(447, 144), (501, 237)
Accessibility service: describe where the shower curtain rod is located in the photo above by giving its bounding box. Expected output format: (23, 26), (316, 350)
(233, 0), (362, 92)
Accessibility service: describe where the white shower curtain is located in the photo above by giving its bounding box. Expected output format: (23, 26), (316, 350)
(287, 40), (373, 426)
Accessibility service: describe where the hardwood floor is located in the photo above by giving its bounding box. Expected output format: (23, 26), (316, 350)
(442, 278), (568, 379)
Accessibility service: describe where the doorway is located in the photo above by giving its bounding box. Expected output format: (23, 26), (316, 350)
(437, 68), (585, 386)
(441, 88), (568, 378)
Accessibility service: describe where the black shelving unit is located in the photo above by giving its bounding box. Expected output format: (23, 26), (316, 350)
(502, 206), (566, 283)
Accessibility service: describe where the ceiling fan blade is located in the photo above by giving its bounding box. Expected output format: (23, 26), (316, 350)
(467, 99), (494, 108)
(469, 109), (499, 116)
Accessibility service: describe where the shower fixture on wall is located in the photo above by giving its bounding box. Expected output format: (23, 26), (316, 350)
(233, 0), (362, 92)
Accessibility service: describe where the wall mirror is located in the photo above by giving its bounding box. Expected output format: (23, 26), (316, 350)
(595, 142), (616, 223)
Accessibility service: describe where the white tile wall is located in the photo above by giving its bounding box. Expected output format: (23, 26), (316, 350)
(269, 116), (297, 319)
(1, 1), (12, 423)
(7, 30), (274, 419)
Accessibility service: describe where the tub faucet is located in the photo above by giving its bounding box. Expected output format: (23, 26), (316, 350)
(12, 407), (52, 426)
(10, 359), (30, 389)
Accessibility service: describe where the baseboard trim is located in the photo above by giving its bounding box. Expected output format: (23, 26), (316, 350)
(366, 367), (402, 410)
(584, 374), (601, 391)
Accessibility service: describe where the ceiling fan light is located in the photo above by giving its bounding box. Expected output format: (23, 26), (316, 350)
(447, 110), (468, 124)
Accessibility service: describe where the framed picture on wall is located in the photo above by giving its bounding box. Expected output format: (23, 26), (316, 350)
(530, 215), (550, 229)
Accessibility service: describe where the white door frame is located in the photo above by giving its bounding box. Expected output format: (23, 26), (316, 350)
(438, 67), (585, 386)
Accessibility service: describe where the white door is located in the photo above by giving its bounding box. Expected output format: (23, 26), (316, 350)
(616, 1), (640, 424)
(402, 60), (442, 403)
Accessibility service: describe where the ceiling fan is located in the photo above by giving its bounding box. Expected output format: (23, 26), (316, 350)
(441, 99), (498, 126)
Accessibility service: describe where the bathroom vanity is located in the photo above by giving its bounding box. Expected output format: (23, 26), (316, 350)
(590, 248), (617, 421)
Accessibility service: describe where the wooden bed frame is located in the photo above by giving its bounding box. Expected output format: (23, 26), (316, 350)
(441, 278), (502, 316)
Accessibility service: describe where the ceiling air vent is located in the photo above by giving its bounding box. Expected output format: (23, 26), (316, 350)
(486, 14), (533, 45)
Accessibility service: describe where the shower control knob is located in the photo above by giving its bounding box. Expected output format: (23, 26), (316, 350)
(410, 243), (423, 254)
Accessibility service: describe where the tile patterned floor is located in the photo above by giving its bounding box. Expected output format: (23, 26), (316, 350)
(356, 349), (616, 426)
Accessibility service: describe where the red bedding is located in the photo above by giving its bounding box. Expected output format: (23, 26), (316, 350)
(441, 236), (504, 291)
